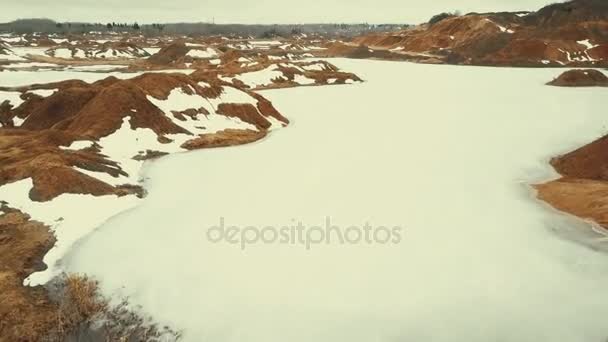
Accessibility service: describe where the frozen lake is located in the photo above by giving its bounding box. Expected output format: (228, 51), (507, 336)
(66, 59), (608, 341)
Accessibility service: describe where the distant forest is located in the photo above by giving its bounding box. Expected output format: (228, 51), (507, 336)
(0, 19), (407, 37)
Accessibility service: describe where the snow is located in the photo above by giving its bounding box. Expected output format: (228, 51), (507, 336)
(74, 49), (87, 58)
(143, 47), (161, 55)
(577, 39), (599, 50)
(485, 19), (514, 34)
(5, 62), (58, 69)
(0, 49), (26, 61)
(0, 91), (25, 108)
(53, 48), (73, 59)
(95, 49), (141, 59)
(28, 89), (57, 97)
(249, 40), (282, 46)
(186, 48), (218, 59)
(0, 68), (198, 90)
(67, 64), (129, 71)
(61, 140), (95, 150)
(198, 81), (212, 88)
(0, 178), (141, 286)
(12, 117), (25, 127)
(9, 47), (49, 58)
(147, 86), (261, 138)
(62, 60), (608, 342)
(1, 36), (25, 43)
(294, 74), (316, 85)
(232, 65), (286, 88)
(559, 48), (595, 63)
(302, 62), (326, 71)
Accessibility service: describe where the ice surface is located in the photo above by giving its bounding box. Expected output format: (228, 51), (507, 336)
(57, 60), (608, 341)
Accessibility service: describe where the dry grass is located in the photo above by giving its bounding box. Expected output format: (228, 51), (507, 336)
(54, 274), (108, 336)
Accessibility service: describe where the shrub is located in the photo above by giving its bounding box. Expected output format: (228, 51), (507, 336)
(428, 11), (460, 25)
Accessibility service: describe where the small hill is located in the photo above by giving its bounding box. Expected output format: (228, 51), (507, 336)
(547, 69), (608, 87)
(351, 0), (608, 66)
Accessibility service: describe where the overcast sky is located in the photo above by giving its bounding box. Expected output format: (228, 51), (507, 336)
(1, 0), (559, 25)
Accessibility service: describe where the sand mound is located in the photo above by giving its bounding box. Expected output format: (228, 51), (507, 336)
(547, 69), (608, 86)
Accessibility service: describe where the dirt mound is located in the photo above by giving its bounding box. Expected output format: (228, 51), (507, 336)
(536, 129), (608, 231)
(219, 49), (245, 64)
(0, 205), (178, 341)
(43, 40), (150, 60)
(181, 129), (267, 149)
(147, 42), (190, 65)
(0, 207), (58, 341)
(547, 69), (608, 86)
(350, 1), (608, 66)
(94, 41), (150, 59)
(215, 60), (363, 90)
(0, 72), (287, 201)
(0, 129), (139, 201)
(550, 135), (608, 181)
(530, 0), (608, 27)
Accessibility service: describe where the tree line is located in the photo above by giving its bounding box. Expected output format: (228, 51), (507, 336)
(0, 19), (407, 38)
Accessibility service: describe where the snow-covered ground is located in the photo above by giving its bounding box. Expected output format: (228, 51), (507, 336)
(49, 60), (608, 341)
(0, 68), (282, 285)
(0, 69), (193, 88)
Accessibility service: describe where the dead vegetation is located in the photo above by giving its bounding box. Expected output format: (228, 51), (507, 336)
(0, 206), (180, 341)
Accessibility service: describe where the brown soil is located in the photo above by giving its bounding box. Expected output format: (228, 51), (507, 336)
(181, 129), (267, 149)
(0, 130), (131, 201)
(147, 42), (189, 65)
(132, 150), (170, 161)
(551, 134), (608, 181)
(349, 1), (608, 66)
(215, 59), (363, 90)
(547, 69), (608, 87)
(0, 205), (176, 341)
(536, 134), (608, 232)
(0, 35), (367, 341)
(536, 178), (608, 227)
(0, 207), (58, 341)
(0, 72), (289, 202)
